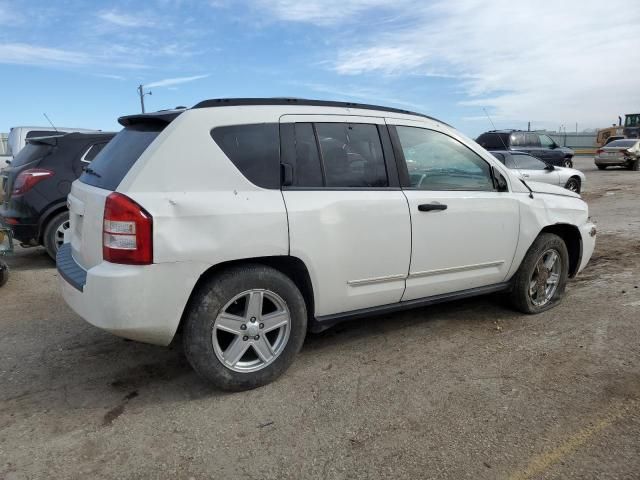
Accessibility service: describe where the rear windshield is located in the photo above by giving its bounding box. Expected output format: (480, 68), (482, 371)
(476, 133), (510, 150)
(9, 142), (53, 168)
(79, 126), (161, 190)
(607, 139), (637, 148)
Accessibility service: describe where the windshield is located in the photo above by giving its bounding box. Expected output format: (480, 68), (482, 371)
(8, 142), (52, 168)
(607, 139), (637, 148)
(79, 126), (162, 191)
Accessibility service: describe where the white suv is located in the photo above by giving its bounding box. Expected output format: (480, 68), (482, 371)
(57, 99), (596, 391)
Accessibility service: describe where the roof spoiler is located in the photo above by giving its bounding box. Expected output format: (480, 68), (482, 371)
(118, 109), (185, 128)
(27, 136), (60, 146)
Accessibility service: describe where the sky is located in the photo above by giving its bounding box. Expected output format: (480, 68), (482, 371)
(1, 0), (639, 137)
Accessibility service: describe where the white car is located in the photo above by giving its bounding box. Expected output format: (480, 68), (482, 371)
(490, 150), (586, 193)
(57, 99), (596, 391)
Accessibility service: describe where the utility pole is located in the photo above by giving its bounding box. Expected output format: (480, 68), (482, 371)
(137, 84), (152, 113)
(527, 121), (531, 132)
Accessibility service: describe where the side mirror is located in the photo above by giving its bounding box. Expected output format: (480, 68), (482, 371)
(545, 164), (555, 171)
(492, 167), (509, 192)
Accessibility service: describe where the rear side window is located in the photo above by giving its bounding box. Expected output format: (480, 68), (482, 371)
(525, 133), (541, 147)
(510, 133), (526, 147)
(315, 123), (387, 188)
(81, 142), (107, 163)
(293, 123), (323, 187)
(476, 133), (510, 150)
(211, 124), (280, 189)
(80, 127), (161, 191)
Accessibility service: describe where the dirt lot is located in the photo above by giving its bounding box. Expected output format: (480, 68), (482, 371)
(1, 156), (639, 480)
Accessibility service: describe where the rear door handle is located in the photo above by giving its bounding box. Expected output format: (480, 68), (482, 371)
(418, 203), (447, 212)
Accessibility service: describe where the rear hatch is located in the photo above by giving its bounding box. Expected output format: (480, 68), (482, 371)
(0, 139), (55, 206)
(68, 111), (181, 270)
(600, 140), (637, 158)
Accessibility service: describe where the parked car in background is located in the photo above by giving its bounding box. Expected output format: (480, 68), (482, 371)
(476, 130), (575, 167)
(57, 98), (596, 391)
(7, 126), (99, 159)
(490, 150), (585, 193)
(594, 139), (640, 170)
(0, 132), (115, 259)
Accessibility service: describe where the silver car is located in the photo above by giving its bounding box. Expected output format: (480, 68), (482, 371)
(594, 139), (640, 170)
(490, 150), (585, 193)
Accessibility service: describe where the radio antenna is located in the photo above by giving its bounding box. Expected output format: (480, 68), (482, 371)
(482, 107), (509, 151)
(43, 113), (58, 132)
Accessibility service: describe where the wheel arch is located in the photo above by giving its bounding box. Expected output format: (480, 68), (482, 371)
(174, 255), (315, 340)
(539, 223), (582, 278)
(37, 202), (68, 243)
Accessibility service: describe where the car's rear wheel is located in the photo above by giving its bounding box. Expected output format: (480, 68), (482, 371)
(183, 264), (307, 391)
(43, 211), (70, 260)
(596, 165), (607, 170)
(510, 233), (569, 314)
(564, 177), (581, 193)
(630, 159), (639, 171)
(563, 157), (573, 168)
(0, 260), (8, 288)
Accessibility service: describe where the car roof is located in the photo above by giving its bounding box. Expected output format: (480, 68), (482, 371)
(118, 98), (449, 127)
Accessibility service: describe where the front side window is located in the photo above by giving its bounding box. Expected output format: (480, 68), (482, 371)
(396, 126), (495, 191)
(539, 134), (555, 148)
(513, 154), (546, 170)
(315, 123), (388, 188)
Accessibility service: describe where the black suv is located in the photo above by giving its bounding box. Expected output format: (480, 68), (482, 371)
(0, 132), (115, 259)
(476, 130), (574, 168)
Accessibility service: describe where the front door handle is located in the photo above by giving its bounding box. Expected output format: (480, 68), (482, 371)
(418, 203), (447, 212)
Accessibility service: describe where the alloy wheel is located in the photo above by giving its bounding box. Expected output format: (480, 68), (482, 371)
(212, 289), (291, 373)
(529, 248), (562, 307)
(55, 220), (70, 250)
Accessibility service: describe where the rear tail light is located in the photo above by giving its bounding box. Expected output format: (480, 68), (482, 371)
(103, 193), (153, 265)
(12, 169), (54, 195)
(595, 149), (604, 155)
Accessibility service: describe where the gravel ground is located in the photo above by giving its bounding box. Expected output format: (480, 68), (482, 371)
(1, 156), (639, 480)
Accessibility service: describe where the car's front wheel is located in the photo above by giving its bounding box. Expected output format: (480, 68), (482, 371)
(510, 233), (569, 314)
(564, 177), (581, 193)
(43, 211), (70, 260)
(183, 264), (307, 391)
(596, 165), (607, 170)
(563, 157), (573, 168)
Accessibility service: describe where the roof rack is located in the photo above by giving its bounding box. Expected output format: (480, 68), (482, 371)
(192, 98), (447, 124)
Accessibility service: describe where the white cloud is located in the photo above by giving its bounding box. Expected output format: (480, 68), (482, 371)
(254, 0), (409, 25)
(98, 10), (149, 28)
(0, 43), (91, 66)
(145, 74), (209, 88)
(259, 0), (640, 129)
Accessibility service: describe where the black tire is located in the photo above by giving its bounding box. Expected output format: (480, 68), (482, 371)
(564, 177), (581, 193)
(631, 159), (640, 171)
(183, 264), (307, 391)
(43, 211), (70, 260)
(0, 260), (8, 288)
(563, 157), (573, 168)
(596, 165), (607, 170)
(510, 233), (569, 314)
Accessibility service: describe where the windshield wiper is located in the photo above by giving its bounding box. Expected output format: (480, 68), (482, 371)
(83, 166), (101, 178)
(520, 179), (534, 199)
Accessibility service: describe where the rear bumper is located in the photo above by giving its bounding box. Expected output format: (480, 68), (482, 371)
(0, 203), (39, 244)
(57, 244), (208, 346)
(577, 222), (596, 274)
(594, 156), (631, 166)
